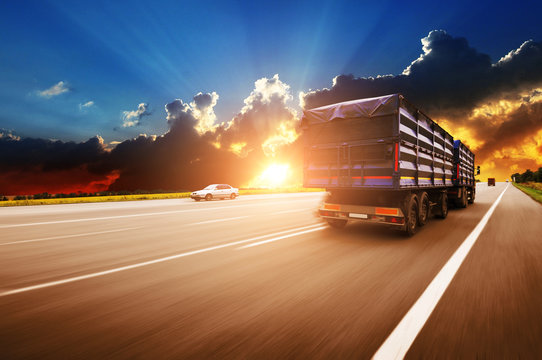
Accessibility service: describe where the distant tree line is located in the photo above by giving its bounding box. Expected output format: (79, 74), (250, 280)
(0, 189), (187, 201)
(511, 167), (542, 183)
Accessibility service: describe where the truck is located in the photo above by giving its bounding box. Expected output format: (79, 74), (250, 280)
(488, 178), (496, 186)
(302, 94), (477, 235)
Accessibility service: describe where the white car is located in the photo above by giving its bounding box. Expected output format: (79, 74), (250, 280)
(190, 184), (239, 201)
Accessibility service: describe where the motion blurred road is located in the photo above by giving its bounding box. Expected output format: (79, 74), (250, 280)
(1, 183), (541, 359)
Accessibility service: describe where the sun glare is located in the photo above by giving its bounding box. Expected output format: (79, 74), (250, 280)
(248, 163), (291, 188)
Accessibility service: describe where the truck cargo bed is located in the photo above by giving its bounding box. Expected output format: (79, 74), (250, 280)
(302, 94), (454, 190)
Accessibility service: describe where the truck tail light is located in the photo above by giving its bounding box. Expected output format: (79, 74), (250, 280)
(375, 207), (399, 216)
(394, 142), (399, 172)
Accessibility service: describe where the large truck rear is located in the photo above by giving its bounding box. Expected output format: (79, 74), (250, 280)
(302, 94), (476, 235)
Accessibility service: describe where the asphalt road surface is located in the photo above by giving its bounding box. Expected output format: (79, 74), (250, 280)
(1, 183), (541, 359)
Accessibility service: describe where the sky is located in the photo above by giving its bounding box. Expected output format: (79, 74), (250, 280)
(1, 0), (542, 194)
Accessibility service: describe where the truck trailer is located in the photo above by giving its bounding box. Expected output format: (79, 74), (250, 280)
(302, 94), (477, 235)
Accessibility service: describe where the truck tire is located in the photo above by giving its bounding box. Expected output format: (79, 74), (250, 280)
(435, 193), (448, 219)
(326, 218), (347, 229)
(468, 187), (475, 204)
(404, 194), (419, 236)
(418, 192), (430, 226)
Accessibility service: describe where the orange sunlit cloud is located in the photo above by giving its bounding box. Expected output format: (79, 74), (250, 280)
(435, 89), (542, 181)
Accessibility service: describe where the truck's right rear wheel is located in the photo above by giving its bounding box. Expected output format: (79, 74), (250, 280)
(326, 218), (347, 229)
(468, 187), (475, 204)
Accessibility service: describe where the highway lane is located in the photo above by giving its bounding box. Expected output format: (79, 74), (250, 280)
(1, 184), (541, 358)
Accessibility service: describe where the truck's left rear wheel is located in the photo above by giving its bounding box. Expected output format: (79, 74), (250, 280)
(405, 194), (419, 236)
(418, 192), (430, 226)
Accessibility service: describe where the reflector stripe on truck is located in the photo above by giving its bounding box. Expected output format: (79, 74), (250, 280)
(351, 176), (392, 180)
(323, 204), (341, 211)
(375, 207), (399, 216)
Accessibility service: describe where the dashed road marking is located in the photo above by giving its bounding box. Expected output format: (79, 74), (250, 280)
(0, 227), (141, 246)
(0, 223), (323, 297)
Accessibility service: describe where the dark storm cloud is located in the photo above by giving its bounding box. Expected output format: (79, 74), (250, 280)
(302, 30), (542, 115)
(0, 135), (108, 172)
(165, 99), (195, 129)
(0, 135), (116, 195)
(493, 39), (542, 90)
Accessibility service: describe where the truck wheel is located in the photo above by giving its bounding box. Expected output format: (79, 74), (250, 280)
(436, 193), (448, 219)
(205, 194), (212, 201)
(418, 192), (430, 226)
(468, 188), (475, 204)
(326, 218), (347, 229)
(404, 194), (419, 236)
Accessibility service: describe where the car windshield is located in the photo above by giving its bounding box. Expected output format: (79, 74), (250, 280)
(203, 185), (215, 190)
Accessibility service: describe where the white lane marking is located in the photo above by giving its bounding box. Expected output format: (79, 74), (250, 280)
(0, 199), (319, 228)
(275, 208), (312, 214)
(0, 223), (323, 297)
(238, 226), (327, 249)
(190, 216), (249, 225)
(372, 184), (509, 360)
(0, 227), (141, 246)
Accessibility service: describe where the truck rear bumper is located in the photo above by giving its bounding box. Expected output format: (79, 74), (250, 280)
(319, 203), (405, 226)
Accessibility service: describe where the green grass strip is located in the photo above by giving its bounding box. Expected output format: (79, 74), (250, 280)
(513, 183), (542, 205)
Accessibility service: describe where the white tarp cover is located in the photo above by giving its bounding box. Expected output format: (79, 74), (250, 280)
(302, 94), (400, 125)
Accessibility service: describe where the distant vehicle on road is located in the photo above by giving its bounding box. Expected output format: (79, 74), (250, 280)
(191, 184), (239, 201)
(488, 178), (496, 186)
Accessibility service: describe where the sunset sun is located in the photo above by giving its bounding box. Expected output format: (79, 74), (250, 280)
(247, 163), (291, 188)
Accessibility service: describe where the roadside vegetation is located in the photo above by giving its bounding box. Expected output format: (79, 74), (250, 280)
(511, 167), (542, 205)
(0, 187), (323, 207)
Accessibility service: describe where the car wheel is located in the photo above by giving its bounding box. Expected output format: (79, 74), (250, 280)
(230, 193), (236, 199)
(205, 194), (212, 201)
(194, 198), (201, 202)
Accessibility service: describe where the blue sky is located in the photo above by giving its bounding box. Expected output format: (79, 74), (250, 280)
(1, 0), (541, 142)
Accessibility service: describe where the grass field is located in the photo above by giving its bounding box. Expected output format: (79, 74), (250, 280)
(0, 188), (324, 207)
(513, 182), (542, 205)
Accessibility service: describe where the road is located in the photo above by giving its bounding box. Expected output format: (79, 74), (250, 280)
(1, 183), (541, 359)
